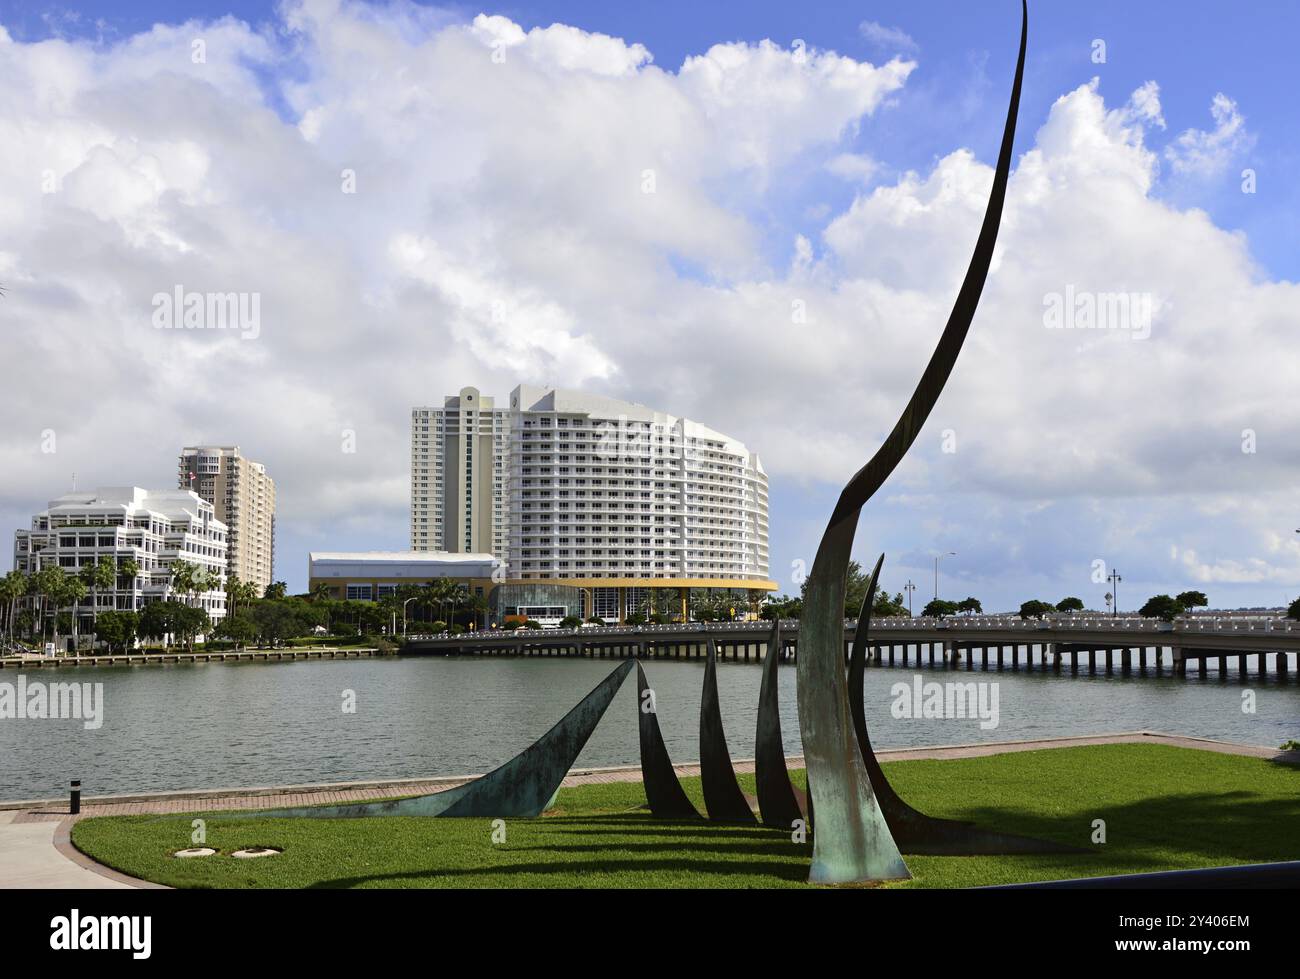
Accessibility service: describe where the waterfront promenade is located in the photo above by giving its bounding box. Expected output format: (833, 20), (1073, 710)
(0, 646), (389, 670)
(4, 731), (1296, 889)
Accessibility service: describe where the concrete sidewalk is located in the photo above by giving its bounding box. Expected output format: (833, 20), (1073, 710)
(0, 811), (134, 889)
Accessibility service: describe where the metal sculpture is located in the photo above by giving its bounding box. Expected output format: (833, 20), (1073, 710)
(796, 0), (1028, 884)
(699, 637), (758, 823)
(846, 558), (1066, 854)
(755, 618), (804, 828)
(636, 662), (699, 818)
(252, 659), (634, 820)
(848, 555), (967, 841)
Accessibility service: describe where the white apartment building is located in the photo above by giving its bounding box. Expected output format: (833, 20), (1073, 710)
(178, 445), (276, 591)
(507, 385), (769, 582)
(411, 384), (773, 622)
(13, 487), (229, 630)
(410, 387), (510, 558)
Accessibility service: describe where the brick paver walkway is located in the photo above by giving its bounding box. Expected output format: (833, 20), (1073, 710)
(9, 730), (1293, 824)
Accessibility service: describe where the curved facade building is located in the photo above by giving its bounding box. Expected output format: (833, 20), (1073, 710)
(504, 385), (773, 621)
(410, 383), (775, 623)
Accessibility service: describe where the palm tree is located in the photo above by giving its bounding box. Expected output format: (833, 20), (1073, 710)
(32, 566), (65, 647)
(465, 591), (489, 630)
(168, 560), (199, 607)
(309, 582), (333, 632)
(38, 570), (84, 654)
(81, 556), (117, 650)
(64, 577), (87, 650)
(445, 581), (469, 626)
(0, 570), (27, 648)
(225, 573), (244, 619)
(118, 556), (140, 591)
(199, 568), (223, 627)
(420, 578), (451, 624)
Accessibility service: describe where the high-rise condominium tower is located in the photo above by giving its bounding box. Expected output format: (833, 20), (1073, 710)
(178, 445), (276, 591)
(410, 384), (771, 614)
(504, 385), (769, 586)
(410, 387), (511, 558)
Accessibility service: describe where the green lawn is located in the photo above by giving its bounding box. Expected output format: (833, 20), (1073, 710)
(71, 744), (1300, 889)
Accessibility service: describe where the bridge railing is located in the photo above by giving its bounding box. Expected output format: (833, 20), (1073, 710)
(405, 613), (1299, 643)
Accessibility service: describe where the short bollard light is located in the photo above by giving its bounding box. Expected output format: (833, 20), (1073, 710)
(70, 779), (81, 815)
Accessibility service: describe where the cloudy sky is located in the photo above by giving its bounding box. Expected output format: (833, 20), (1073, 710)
(2, 0), (1297, 610)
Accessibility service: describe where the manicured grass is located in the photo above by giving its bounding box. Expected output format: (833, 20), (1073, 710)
(71, 744), (1300, 889)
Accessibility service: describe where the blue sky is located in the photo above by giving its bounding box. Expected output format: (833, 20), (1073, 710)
(2, 1), (1297, 610)
(6, 0), (1296, 279)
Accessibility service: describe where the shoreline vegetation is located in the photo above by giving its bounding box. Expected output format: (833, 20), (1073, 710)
(70, 743), (1300, 889)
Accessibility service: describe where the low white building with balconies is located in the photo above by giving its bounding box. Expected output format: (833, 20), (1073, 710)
(13, 486), (229, 634)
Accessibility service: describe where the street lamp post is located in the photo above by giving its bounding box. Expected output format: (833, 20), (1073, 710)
(402, 596), (418, 636)
(1107, 569), (1122, 618)
(904, 580), (916, 616)
(934, 552), (955, 602)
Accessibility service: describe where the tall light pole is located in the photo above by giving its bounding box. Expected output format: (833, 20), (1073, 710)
(934, 552), (955, 602)
(1107, 569), (1122, 617)
(402, 596), (418, 636)
(903, 580), (916, 615)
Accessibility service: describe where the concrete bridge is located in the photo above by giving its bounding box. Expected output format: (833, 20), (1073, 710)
(405, 615), (1300, 681)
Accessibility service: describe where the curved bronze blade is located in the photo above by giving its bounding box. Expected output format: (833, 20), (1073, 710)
(847, 554), (928, 824)
(848, 573), (1083, 854)
(700, 637), (758, 823)
(850, 554), (970, 832)
(755, 618), (804, 828)
(797, 0), (1029, 885)
(636, 662), (699, 818)
(252, 659), (634, 820)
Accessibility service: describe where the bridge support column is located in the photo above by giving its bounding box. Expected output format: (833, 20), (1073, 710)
(997, 645), (1005, 670)
(888, 644), (895, 666)
(1279, 651), (1289, 679)
(1070, 647), (1079, 674)
(944, 640), (956, 668)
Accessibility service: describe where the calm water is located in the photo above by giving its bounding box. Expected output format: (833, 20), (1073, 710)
(2, 655), (1297, 801)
